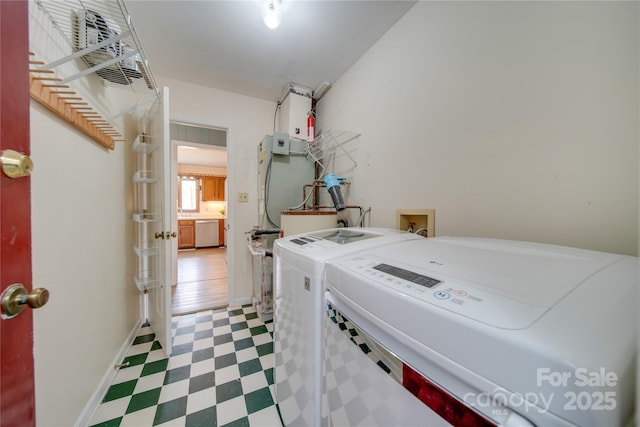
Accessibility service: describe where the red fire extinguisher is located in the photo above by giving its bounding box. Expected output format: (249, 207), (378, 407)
(307, 111), (315, 143)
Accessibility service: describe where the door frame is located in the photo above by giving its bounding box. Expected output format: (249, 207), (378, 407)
(168, 121), (232, 309)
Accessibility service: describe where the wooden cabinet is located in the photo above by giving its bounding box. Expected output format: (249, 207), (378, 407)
(218, 219), (225, 246)
(178, 220), (195, 248)
(202, 176), (226, 201)
(201, 177), (213, 201)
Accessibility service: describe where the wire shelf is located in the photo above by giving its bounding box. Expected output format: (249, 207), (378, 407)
(133, 170), (158, 184)
(32, 0), (159, 114)
(134, 275), (157, 292)
(132, 211), (160, 223)
(133, 244), (158, 257)
(132, 134), (158, 153)
(306, 129), (360, 170)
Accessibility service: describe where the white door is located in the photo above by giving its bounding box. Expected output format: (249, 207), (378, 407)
(147, 86), (172, 355)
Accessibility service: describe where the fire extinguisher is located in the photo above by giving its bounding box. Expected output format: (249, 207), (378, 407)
(307, 111), (315, 143)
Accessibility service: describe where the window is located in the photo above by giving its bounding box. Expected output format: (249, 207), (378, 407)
(178, 176), (199, 212)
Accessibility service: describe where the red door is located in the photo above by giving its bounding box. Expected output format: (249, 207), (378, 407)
(0, 0), (36, 425)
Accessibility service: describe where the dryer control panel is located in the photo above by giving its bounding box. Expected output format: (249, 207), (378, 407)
(330, 255), (545, 330)
(373, 263), (441, 288)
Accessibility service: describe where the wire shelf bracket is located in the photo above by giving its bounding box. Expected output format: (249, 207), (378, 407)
(306, 129), (360, 170)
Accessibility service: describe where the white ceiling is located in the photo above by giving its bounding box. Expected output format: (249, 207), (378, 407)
(125, 0), (417, 102)
(177, 144), (228, 167)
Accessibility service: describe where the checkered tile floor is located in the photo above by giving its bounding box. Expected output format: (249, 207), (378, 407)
(89, 305), (282, 427)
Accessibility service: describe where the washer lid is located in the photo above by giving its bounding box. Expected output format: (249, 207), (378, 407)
(274, 228), (421, 277)
(328, 237), (628, 329)
(308, 228), (384, 245)
(395, 237), (625, 307)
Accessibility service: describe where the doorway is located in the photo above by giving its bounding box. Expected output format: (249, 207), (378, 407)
(171, 122), (228, 315)
(172, 247), (227, 314)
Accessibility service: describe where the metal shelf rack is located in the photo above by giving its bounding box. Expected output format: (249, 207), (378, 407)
(306, 129), (360, 172)
(29, 0), (160, 148)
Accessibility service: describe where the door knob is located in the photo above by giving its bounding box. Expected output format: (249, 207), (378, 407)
(1, 149), (34, 178)
(155, 231), (165, 239)
(1, 284), (49, 319)
(167, 231), (177, 239)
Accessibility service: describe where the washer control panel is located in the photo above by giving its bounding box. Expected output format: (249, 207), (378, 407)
(289, 236), (320, 246)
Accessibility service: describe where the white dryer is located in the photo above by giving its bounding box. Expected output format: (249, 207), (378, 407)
(324, 237), (638, 426)
(273, 227), (423, 426)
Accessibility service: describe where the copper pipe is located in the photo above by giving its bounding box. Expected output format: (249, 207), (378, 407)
(302, 179), (350, 210)
(311, 205), (361, 210)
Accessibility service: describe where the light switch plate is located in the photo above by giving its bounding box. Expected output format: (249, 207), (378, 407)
(238, 192), (249, 203)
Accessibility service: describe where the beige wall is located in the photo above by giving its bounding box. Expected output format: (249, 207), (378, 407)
(31, 102), (140, 426)
(318, 1), (639, 256)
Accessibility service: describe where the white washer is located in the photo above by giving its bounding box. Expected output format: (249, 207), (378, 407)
(273, 227), (423, 426)
(324, 237), (638, 426)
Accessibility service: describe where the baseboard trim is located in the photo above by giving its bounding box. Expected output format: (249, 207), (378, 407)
(229, 297), (252, 307)
(74, 317), (143, 427)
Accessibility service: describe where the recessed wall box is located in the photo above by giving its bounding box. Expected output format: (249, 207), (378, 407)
(397, 208), (435, 237)
(272, 132), (290, 155)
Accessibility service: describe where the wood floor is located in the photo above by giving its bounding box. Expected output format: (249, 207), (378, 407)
(171, 247), (228, 315)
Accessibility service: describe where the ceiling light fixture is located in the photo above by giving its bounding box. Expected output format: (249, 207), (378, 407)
(261, 0), (282, 30)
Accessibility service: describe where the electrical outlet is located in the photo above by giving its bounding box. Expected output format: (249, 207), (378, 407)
(237, 192), (249, 203)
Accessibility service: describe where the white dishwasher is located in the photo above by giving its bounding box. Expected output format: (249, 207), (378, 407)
(195, 219), (219, 248)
